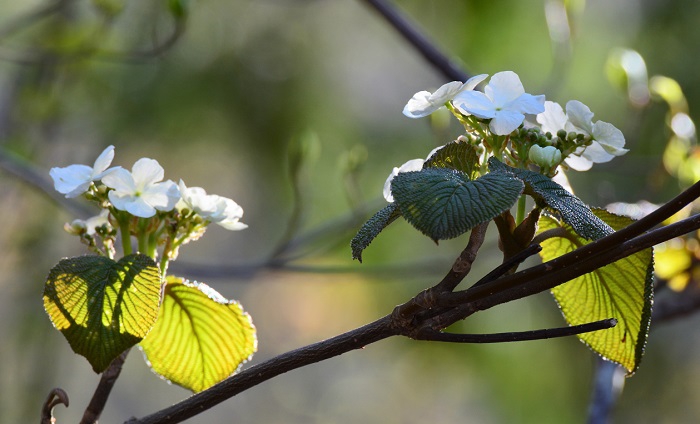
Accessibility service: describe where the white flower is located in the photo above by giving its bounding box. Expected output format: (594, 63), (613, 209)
(453, 71), (545, 135)
(102, 158), (180, 218)
(178, 180), (247, 230)
(402, 74), (488, 119)
(50, 145), (121, 198)
(383, 158), (425, 202)
(529, 145), (562, 169)
(536, 100), (628, 171)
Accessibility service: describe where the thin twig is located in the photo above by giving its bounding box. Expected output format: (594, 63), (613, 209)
(416, 318), (616, 343)
(362, 0), (471, 82)
(468, 243), (542, 289)
(41, 387), (70, 424)
(80, 349), (130, 424)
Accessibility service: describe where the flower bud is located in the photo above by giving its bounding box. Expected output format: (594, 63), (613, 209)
(529, 145), (562, 169)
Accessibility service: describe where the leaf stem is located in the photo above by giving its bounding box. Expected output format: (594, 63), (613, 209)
(81, 349), (130, 424)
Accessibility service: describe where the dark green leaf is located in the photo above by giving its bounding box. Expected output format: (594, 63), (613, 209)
(423, 141), (481, 179)
(351, 203), (401, 262)
(538, 209), (653, 374)
(392, 167), (523, 241)
(43, 254), (161, 373)
(140, 276), (257, 393)
(488, 157), (612, 240)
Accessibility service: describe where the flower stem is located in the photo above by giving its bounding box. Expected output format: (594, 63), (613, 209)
(516, 195), (526, 225)
(118, 216), (132, 256)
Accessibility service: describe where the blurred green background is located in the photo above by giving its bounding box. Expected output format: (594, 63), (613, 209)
(2, 0), (700, 423)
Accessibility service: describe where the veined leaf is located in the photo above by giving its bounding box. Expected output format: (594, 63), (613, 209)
(538, 210), (653, 374)
(139, 276), (257, 393)
(43, 254), (161, 373)
(489, 158), (612, 240)
(424, 141), (481, 179)
(392, 167), (524, 241)
(351, 203), (401, 262)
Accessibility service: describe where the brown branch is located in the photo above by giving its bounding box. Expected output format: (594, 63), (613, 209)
(416, 318), (617, 343)
(126, 316), (397, 424)
(81, 349), (130, 424)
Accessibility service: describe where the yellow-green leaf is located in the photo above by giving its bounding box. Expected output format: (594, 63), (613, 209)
(43, 254), (162, 373)
(139, 276), (257, 393)
(538, 210), (653, 374)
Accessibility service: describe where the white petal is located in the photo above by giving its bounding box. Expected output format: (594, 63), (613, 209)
(50, 165), (93, 197)
(131, 158), (165, 188)
(92, 145), (115, 175)
(565, 100), (595, 135)
(507, 93), (545, 115)
(383, 167), (400, 202)
(490, 110), (525, 135)
(102, 168), (136, 193)
(125, 199), (157, 218)
(537, 101), (568, 134)
(216, 219), (248, 231)
(402, 91), (435, 118)
(142, 180), (180, 211)
(581, 142), (616, 164)
(564, 154), (593, 171)
(462, 74), (489, 91)
(453, 91), (496, 119)
(592, 121), (628, 155)
(108, 190), (135, 212)
(429, 81), (464, 104)
(397, 158), (425, 173)
(485, 71), (525, 107)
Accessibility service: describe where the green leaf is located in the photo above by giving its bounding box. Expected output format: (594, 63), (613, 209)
(489, 157), (612, 240)
(351, 203), (401, 262)
(424, 141), (481, 179)
(538, 210), (653, 374)
(139, 276), (257, 393)
(392, 167), (524, 241)
(43, 254), (161, 373)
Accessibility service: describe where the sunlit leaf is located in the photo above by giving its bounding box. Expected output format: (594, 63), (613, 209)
(424, 141), (481, 179)
(351, 203), (401, 262)
(538, 210), (653, 374)
(392, 167), (523, 241)
(139, 276), (257, 393)
(43, 254), (161, 373)
(489, 158), (612, 240)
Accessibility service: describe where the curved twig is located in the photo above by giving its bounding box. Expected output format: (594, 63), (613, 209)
(416, 318), (616, 343)
(41, 387), (70, 424)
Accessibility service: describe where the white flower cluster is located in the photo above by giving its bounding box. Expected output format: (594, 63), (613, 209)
(50, 146), (246, 230)
(383, 70), (629, 202)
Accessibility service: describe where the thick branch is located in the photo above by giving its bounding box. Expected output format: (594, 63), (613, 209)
(126, 316), (396, 424)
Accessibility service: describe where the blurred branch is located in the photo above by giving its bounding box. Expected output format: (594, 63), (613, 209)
(362, 0), (471, 82)
(0, 0), (73, 42)
(0, 146), (92, 218)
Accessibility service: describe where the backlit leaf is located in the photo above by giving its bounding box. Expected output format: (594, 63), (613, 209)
(424, 141), (481, 179)
(139, 276), (257, 393)
(43, 254), (161, 373)
(391, 167), (523, 241)
(538, 210), (653, 374)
